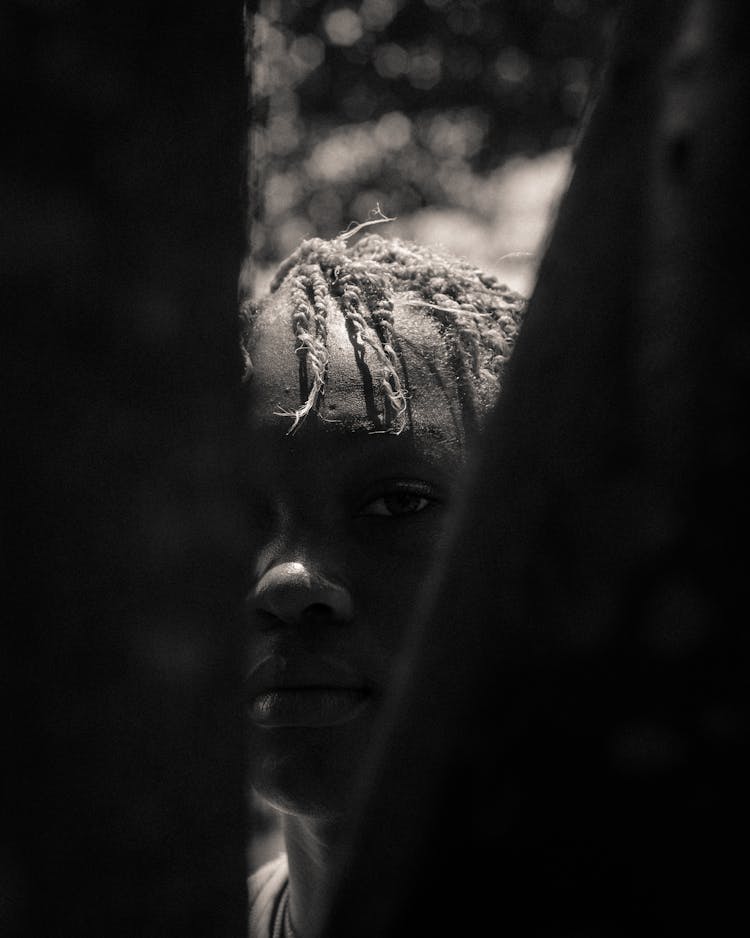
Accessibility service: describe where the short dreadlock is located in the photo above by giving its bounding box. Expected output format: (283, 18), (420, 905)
(240, 230), (526, 435)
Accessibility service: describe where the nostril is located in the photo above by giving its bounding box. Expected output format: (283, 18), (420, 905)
(252, 562), (354, 626)
(303, 602), (334, 620)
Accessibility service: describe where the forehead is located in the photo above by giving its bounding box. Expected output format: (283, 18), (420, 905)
(246, 282), (466, 444)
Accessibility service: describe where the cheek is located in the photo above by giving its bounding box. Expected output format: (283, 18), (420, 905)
(351, 522), (450, 652)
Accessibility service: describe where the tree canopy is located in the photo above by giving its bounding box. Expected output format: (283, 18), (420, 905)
(249, 0), (620, 269)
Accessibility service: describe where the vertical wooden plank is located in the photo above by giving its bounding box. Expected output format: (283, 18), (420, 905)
(316, 0), (749, 934)
(4, 2), (249, 935)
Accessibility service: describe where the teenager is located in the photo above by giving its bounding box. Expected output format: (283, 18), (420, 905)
(241, 230), (526, 937)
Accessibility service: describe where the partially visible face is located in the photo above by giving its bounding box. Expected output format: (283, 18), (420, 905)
(244, 282), (469, 820)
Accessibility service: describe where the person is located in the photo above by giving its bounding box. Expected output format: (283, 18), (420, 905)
(240, 228), (526, 938)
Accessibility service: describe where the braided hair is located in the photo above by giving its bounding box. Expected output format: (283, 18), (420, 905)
(240, 231), (526, 434)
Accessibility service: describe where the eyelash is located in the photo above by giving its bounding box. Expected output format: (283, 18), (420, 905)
(358, 481), (440, 519)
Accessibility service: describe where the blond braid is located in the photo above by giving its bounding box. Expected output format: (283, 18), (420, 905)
(286, 270), (329, 432)
(242, 232), (526, 434)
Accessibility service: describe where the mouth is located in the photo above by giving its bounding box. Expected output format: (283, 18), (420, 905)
(246, 654), (373, 728)
(249, 686), (372, 728)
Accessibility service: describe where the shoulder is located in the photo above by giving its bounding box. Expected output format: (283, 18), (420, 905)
(248, 852), (289, 905)
(248, 853), (289, 938)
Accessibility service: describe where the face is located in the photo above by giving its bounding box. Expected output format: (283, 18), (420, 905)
(244, 282), (469, 820)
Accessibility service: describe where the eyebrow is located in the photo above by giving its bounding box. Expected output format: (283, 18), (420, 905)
(315, 419), (461, 445)
(247, 392), (468, 459)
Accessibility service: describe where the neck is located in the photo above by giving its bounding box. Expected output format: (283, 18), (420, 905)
(282, 813), (347, 938)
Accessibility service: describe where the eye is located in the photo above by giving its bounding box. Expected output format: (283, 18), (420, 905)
(359, 483), (439, 518)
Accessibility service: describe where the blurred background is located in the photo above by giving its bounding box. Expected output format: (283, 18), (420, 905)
(245, 0), (620, 870)
(245, 0), (620, 300)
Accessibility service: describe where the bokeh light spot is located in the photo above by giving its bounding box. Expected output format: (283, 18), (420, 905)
(494, 46), (532, 86)
(374, 111), (412, 150)
(360, 0), (400, 31)
(324, 8), (364, 46)
(407, 48), (442, 89)
(374, 42), (409, 78)
(290, 34), (325, 72)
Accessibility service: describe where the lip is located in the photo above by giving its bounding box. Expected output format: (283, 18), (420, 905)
(247, 653), (373, 728)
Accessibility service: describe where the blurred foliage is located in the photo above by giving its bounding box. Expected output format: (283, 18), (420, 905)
(248, 0), (621, 277)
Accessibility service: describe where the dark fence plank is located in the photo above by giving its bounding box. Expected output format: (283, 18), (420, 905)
(316, 1), (750, 934)
(4, 3), (249, 935)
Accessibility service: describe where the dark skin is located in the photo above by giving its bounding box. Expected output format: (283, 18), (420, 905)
(245, 287), (473, 935)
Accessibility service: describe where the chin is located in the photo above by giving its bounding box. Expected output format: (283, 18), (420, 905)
(259, 785), (347, 822)
(250, 729), (370, 822)
(253, 766), (353, 822)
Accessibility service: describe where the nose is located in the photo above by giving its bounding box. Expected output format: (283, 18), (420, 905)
(252, 561), (353, 626)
